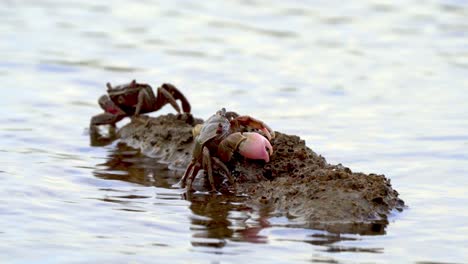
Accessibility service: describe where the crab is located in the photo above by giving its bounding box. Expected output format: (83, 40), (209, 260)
(180, 108), (275, 192)
(90, 80), (191, 127)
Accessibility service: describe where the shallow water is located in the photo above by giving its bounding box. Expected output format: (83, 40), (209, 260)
(1, 0), (467, 263)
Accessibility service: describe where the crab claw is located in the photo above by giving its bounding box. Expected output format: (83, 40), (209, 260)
(260, 127), (275, 141)
(98, 95), (125, 115)
(238, 132), (273, 162)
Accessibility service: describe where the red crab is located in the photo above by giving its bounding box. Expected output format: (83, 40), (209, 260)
(90, 80), (191, 127)
(180, 108), (274, 192)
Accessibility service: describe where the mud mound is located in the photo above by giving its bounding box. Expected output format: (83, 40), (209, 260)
(119, 114), (202, 168)
(118, 114), (404, 233)
(230, 132), (404, 232)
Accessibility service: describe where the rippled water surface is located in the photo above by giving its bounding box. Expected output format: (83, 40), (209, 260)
(1, 0), (467, 263)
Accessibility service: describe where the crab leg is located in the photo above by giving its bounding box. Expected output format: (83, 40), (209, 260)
(161, 83), (191, 113)
(187, 163), (201, 191)
(212, 157), (235, 186)
(156, 86), (181, 113)
(179, 161), (196, 188)
(202, 147), (216, 192)
(133, 87), (152, 115)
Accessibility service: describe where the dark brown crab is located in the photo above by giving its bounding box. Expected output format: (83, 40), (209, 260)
(90, 80), (191, 127)
(180, 108), (275, 192)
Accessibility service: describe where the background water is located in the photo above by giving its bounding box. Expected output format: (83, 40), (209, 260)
(1, 0), (467, 263)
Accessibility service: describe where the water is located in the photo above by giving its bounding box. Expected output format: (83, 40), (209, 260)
(1, 0), (467, 263)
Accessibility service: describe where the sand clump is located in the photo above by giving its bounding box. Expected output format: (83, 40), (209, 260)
(118, 113), (404, 233)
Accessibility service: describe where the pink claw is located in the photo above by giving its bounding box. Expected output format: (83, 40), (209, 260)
(238, 132), (273, 162)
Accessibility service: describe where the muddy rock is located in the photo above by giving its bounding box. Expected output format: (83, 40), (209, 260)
(118, 113), (404, 233)
(119, 114), (202, 168)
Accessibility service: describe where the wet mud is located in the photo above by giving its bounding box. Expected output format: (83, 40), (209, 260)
(117, 113), (404, 234)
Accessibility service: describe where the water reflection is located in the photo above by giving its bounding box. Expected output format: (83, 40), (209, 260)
(89, 125), (118, 147)
(188, 193), (271, 247)
(92, 141), (386, 254)
(93, 142), (179, 188)
(189, 194), (234, 248)
(301, 221), (388, 236)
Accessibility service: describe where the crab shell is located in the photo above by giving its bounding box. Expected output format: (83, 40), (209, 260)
(193, 110), (273, 163)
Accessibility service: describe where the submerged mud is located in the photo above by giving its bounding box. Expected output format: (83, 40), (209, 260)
(118, 113), (404, 234)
